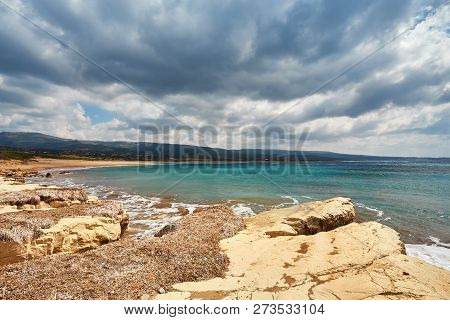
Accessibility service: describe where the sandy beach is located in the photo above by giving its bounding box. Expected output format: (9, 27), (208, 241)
(0, 158), (152, 173)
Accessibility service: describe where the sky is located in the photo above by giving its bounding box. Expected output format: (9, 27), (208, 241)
(0, 0), (449, 157)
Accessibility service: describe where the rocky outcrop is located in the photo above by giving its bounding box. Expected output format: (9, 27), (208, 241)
(0, 176), (43, 194)
(0, 188), (88, 207)
(0, 206), (244, 299)
(259, 197), (355, 237)
(0, 186), (94, 214)
(1, 196), (449, 300)
(0, 201), (128, 265)
(155, 198), (450, 300)
(0, 167), (38, 179)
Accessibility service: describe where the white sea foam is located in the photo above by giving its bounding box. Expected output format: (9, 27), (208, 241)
(274, 195), (300, 208)
(171, 202), (209, 214)
(27, 175), (213, 236)
(428, 236), (450, 249)
(117, 193), (161, 217)
(406, 243), (450, 271)
(231, 204), (255, 216)
(134, 216), (182, 237)
(280, 195), (299, 205)
(355, 202), (384, 217)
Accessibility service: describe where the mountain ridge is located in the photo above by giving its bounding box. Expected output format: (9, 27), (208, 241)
(0, 131), (431, 161)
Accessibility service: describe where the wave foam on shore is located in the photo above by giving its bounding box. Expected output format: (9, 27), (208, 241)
(406, 243), (450, 271)
(27, 176), (255, 236)
(230, 204), (255, 216)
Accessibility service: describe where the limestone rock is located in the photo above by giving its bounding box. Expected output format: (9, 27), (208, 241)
(86, 195), (99, 204)
(155, 199), (449, 300)
(0, 205), (244, 299)
(33, 215), (125, 254)
(0, 201), (129, 265)
(155, 292), (192, 300)
(48, 200), (70, 208)
(0, 176), (45, 194)
(250, 197), (355, 237)
(0, 188), (88, 211)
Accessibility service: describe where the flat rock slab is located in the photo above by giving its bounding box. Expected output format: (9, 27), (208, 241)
(156, 198), (450, 300)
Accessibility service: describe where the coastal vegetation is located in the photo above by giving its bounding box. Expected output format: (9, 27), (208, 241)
(0, 151), (34, 161)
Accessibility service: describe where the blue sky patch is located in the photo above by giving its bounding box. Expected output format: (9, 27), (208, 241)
(81, 104), (117, 124)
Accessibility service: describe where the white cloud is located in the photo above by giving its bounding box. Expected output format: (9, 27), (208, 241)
(0, 0), (449, 156)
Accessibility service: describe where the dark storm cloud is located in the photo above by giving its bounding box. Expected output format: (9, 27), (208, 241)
(0, 87), (32, 106)
(282, 67), (449, 125)
(0, 0), (449, 156)
(0, 0), (433, 99)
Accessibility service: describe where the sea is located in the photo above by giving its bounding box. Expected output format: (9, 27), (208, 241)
(28, 159), (450, 270)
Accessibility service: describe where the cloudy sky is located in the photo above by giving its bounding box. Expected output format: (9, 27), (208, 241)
(0, 0), (449, 156)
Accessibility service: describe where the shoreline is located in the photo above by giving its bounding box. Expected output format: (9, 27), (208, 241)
(0, 174), (449, 299)
(10, 159), (449, 261)
(0, 158), (158, 173)
(2, 159), (450, 271)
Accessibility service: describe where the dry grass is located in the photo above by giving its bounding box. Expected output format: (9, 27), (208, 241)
(0, 188), (88, 206)
(0, 218), (52, 242)
(0, 205), (244, 299)
(0, 192), (40, 206)
(0, 201), (125, 242)
(34, 188), (88, 203)
(0, 166), (38, 178)
(81, 201), (125, 218)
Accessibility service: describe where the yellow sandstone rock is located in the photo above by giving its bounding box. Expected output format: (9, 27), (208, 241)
(155, 198), (450, 300)
(0, 194), (129, 265)
(0, 176), (57, 194)
(0, 213), (128, 265)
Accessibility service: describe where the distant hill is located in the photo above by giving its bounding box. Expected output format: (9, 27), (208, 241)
(0, 131), (399, 162)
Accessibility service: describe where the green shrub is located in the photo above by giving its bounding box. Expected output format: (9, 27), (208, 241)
(0, 151), (34, 161)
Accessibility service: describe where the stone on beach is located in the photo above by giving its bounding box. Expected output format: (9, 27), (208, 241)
(154, 224), (177, 237)
(0, 201), (129, 265)
(259, 197), (355, 237)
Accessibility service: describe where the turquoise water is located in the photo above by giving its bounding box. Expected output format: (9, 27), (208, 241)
(43, 160), (450, 244)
